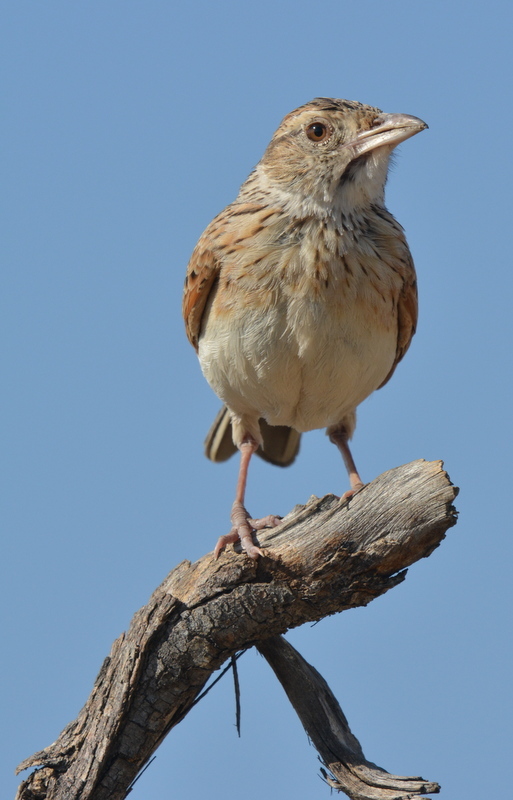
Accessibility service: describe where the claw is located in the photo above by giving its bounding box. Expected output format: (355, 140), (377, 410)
(341, 481), (365, 502)
(214, 529), (240, 560)
(213, 440), (281, 559)
(248, 515), (282, 530)
(214, 504), (280, 560)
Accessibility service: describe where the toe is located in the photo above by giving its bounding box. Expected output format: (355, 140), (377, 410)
(341, 482), (365, 501)
(214, 529), (239, 559)
(215, 504), (278, 560)
(240, 535), (264, 560)
(248, 515), (282, 530)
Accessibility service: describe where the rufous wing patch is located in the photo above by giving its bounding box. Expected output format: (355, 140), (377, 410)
(182, 243), (220, 351)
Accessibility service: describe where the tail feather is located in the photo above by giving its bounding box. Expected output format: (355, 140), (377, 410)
(204, 406), (300, 467)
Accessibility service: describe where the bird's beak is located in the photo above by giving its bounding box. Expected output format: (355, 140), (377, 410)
(348, 113), (428, 158)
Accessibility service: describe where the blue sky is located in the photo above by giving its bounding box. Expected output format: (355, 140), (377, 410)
(2, 2), (512, 799)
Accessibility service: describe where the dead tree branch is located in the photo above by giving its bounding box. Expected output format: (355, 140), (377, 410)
(258, 635), (441, 799)
(15, 459), (457, 800)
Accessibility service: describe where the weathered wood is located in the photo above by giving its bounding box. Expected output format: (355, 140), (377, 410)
(15, 459), (457, 800)
(258, 635), (440, 799)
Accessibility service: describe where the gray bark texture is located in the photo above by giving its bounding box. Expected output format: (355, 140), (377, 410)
(15, 459), (458, 800)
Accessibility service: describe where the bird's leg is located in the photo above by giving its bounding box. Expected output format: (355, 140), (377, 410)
(329, 426), (365, 500)
(214, 438), (280, 560)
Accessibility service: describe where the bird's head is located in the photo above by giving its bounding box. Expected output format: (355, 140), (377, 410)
(258, 97), (427, 217)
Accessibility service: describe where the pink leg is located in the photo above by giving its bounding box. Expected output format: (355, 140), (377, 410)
(214, 440), (280, 560)
(329, 427), (365, 499)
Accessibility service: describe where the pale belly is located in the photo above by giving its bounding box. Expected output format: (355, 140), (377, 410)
(198, 293), (397, 433)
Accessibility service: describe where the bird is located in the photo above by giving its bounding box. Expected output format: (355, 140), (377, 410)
(182, 97), (427, 560)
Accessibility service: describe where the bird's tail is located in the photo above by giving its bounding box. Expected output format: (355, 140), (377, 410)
(204, 406), (300, 467)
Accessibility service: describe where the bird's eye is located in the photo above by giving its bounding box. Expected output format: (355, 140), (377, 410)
(306, 122), (330, 143)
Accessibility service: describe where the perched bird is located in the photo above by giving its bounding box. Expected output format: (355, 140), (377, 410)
(183, 97), (427, 559)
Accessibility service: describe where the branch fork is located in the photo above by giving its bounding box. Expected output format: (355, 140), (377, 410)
(15, 460), (458, 800)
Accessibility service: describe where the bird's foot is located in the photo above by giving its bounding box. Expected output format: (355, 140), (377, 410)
(214, 501), (281, 560)
(341, 481), (365, 501)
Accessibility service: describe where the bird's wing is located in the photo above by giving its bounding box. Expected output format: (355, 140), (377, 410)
(183, 201), (284, 350)
(182, 226), (221, 352)
(379, 235), (418, 389)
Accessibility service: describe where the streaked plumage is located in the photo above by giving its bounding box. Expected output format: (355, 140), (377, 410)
(183, 97), (427, 558)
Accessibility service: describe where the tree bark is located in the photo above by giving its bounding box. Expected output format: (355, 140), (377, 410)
(15, 459), (457, 800)
(258, 635), (441, 799)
